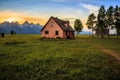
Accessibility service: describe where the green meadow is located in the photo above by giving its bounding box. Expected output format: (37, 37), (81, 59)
(0, 35), (120, 80)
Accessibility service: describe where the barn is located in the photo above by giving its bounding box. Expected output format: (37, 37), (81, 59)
(41, 16), (74, 39)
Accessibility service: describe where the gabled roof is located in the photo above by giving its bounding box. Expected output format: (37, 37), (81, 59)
(41, 16), (74, 31)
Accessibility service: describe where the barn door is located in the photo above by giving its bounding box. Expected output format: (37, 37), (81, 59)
(66, 31), (70, 39)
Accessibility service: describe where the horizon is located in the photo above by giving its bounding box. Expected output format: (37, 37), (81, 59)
(0, 0), (120, 31)
(0, 20), (41, 25)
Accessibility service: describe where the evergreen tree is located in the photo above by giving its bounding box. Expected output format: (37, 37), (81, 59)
(106, 6), (114, 38)
(74, 19), (83, 37)
(114, 5), (120, 39)
(86, 13), (96, 37)
(97, 5), (106, 38)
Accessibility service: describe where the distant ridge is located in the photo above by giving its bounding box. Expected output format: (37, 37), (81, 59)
(0, 21), (43, 34)
(80, 31), (90, 34)
(74, 31), (90, 35)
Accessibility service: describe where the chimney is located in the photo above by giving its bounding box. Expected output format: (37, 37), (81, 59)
(64, 21), (69, 27)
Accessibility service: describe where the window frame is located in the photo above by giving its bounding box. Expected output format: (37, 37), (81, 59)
(45, 31), (49, 34)
(55, 31), (59, 35)
(50, 22), (54, 27)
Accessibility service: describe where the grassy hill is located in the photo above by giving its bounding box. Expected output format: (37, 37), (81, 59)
(0, 34), (120, 80)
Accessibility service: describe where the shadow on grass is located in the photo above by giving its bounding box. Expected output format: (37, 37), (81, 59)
(5, 41), (26, 45)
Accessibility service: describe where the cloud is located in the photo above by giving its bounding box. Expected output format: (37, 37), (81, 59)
(80, 3), (99, 14)
(22, 16), (46, 25)
(0, 10), (46, 25)
(62, 18), (76, 20)
(53, 8), (82, 18)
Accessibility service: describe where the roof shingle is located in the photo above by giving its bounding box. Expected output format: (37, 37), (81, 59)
(41, 16), (74, 31)
(53, 17), (74, 31)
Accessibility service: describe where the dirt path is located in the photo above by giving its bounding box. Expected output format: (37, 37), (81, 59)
(94, 45), (120, 62)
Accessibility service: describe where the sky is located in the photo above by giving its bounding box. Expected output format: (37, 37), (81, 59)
(0, 0), (120, 31)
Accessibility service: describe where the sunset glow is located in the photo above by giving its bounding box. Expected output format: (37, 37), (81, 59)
(5, 18), (18, 23)
(0, 11), (47, 25)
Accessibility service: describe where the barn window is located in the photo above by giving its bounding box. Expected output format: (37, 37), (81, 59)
(45, 31), (49, 34)
(55, 31), (59, 35)
(50, 22), (54, 27)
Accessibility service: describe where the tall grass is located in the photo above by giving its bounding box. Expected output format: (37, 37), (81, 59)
(0, 34), (120, 80)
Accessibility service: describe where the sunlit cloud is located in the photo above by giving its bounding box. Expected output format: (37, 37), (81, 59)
(22, 17), (47, 26)
(0, 10), (23, 23)
(5, 18), (21, 23)
(80, 3), (99, 14)
(0, 10), (46, 25)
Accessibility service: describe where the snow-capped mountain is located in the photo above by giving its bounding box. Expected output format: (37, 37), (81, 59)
(0, 21), (43, 34)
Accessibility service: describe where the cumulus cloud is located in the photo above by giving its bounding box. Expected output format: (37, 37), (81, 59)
(80, 3), (99, 14)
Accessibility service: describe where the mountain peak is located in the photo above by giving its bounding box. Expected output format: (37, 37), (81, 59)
(0, 21), (43, 34)
(23, 21), (29, 25)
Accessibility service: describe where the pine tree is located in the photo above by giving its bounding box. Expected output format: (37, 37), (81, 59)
(97, 5), (106, 38)
(86, 13), (96, 37)
(106, 6), (114, 38)
(114, 5), (120, 39)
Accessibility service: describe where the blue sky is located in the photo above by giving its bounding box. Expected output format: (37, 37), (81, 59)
(0, 0), (120, 31)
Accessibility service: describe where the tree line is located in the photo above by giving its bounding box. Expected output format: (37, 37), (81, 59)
(86, 5), (120, 39)
(74, 5), (120, 39)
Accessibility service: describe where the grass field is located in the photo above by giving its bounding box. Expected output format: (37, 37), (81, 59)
(0, 34), (120, 80)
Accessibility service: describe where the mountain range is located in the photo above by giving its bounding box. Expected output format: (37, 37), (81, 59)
(0, 21), (43, 34)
